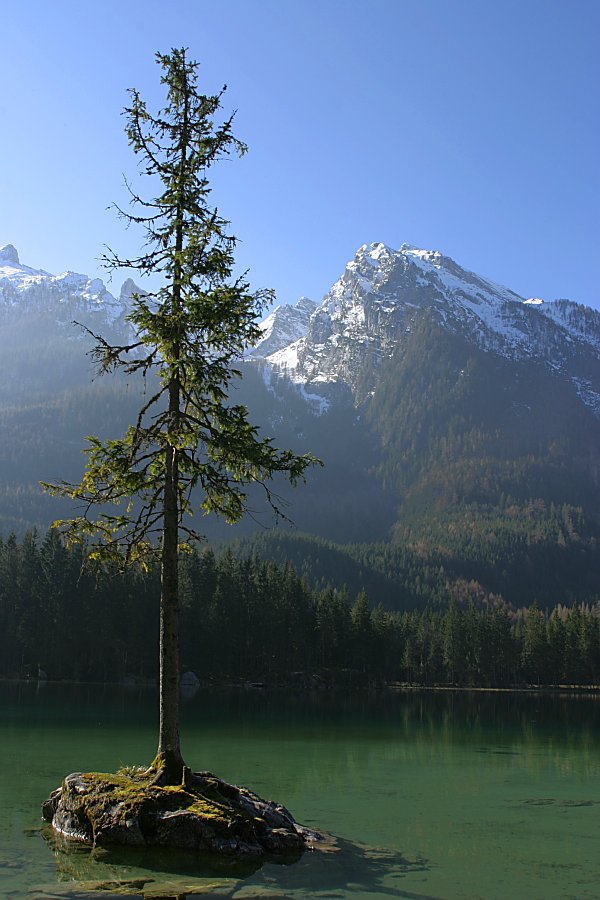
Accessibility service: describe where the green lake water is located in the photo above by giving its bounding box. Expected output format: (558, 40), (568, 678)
(1, 683), (600, 899)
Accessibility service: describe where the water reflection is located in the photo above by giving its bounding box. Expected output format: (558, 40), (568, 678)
(42, 826), (265, 886)
(4, 679), (600, 730)
(4, 682), (600, 778)
(41, 828), (431, 900)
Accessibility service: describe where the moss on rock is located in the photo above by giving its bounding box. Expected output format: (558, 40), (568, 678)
(42, 769), (327, 858)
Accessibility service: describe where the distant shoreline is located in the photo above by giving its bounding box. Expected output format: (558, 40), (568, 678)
(2, 675), (600, 696)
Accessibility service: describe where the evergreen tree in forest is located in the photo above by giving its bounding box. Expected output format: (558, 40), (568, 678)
(43, 49), (318, 784)
(519, 603), (549, 685)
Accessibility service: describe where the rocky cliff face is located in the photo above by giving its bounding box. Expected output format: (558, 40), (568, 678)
(246, 296), (317, 358)
(252, 242), (600, 414)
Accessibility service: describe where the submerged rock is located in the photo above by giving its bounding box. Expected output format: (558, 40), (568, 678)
(42, 770), (327, 858)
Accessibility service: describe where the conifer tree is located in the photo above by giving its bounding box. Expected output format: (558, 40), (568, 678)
(43, 48), (318, 783)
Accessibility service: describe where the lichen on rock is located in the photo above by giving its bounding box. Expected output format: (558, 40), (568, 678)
(42, 770), (327, 858)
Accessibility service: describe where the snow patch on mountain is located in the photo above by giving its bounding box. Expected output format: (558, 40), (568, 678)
(571, 377), (600, 416)
(297, 383), (330, 414)
(266, 338), (302, 371)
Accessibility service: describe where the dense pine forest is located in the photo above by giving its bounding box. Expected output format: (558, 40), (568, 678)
(2, 529), (599, 688)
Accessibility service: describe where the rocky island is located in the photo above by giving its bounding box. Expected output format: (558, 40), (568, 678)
(43, 768), (327, 857)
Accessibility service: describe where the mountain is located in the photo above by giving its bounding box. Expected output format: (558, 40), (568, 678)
(236, 242), (600, 607)
(2, 241), (600, 611)
(0, 243), (128, 328)
(255, 242), (600, 412)
(0, 246), (143, 531)
(246, 296), (317, 358)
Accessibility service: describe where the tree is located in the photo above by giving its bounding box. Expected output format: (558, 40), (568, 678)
(350, 590), (372, 671)
(43, 48), (318, 784)
(443, 600), (466, 684)
(520, 602), (548, 685)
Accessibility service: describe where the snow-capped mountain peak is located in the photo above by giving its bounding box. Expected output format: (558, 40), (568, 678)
(247, 296), (317, 359)
(0, 244), (52, 280)
(0, 246), (130, 327)
(119, 277), (147, 304)
(248, 241), (600, 416)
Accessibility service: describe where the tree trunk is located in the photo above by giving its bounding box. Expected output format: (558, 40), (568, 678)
(153, 74), (188, 785)
(153, 440), (185, 783)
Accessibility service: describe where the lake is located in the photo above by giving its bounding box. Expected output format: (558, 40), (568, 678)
(1, 683), (600, 899)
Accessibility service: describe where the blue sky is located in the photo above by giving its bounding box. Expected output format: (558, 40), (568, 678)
(2, 0), (598, 310)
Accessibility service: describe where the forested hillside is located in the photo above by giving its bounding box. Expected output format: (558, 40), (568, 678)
(2, 531), (599, 687)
